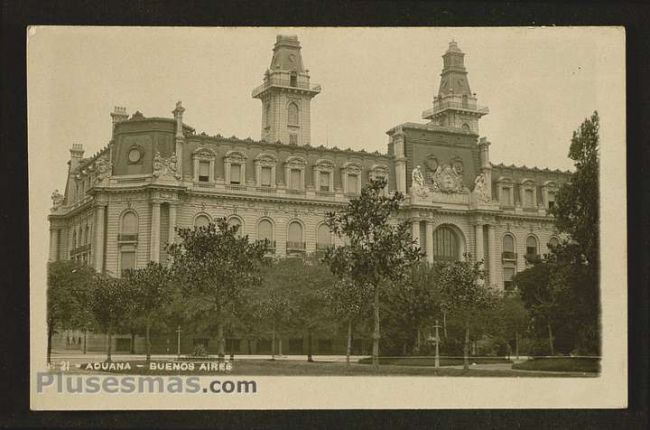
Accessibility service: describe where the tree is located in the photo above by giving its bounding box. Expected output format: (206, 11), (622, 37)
(168, 219), (269, 359)
(437, 258), (497, 370)
(324, 177), (422, 368)
(89, 275), (136, 362)
(257, 287), (293, 359)
(324, 276), (372, 365)
(46, 260), (96, 363)
(383, 263), (441, 356)
(123, 261), (174, 361)
(549, 111), (600, 354)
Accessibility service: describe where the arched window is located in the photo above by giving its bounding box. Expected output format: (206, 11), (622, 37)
(287, 103), (299, 126)
(228, 217), (243, 236)
(432, 226), (458, 262)
(526, 236), (538, 256)
(258, 219), (273, 242)
(502, 234), (516, 260)
(72, 230), (77, 249)
(121, 212), (138, 234)
(194, 214), (210, 228)
(290, 72), (297, 87)
(316, 224), (332, 250)
(287, 221), (304, 252)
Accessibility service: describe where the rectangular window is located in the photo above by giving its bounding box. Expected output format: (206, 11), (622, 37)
(120, 251), (136, 274)
(503, 267), (515, 291)
(230, 164), (241, 184)
(524, 189), (534, 207)
(261, 166), (272, 187)
(348, 174), (359, 194)
(198, 161), (210, 182)
(319, 171), (330, 191)
(289, 134), (298, 145)
(501, 187), (511, 205)
(547, 191), (556, 209)
(290, 169), (301, 190)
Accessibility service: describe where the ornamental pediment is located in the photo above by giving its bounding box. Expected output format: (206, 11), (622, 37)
(193, 147), (216, 160)
(225, 150), (247, 163)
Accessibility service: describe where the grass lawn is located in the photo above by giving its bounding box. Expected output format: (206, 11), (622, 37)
(357, 356), (512, 367)
(512, 357), (600, 373)
(71, 358), (596, 377)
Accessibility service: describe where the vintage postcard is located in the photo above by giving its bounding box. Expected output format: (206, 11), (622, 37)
(28, 26), (626, 409)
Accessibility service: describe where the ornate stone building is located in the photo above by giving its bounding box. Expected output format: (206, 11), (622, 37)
(48, 35), (570, 355)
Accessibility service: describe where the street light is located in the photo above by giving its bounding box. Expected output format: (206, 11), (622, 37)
(176, 325), (182, 359)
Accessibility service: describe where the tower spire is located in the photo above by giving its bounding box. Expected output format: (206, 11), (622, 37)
(422, 41), (488, 134)
(252, 35), (321, 145)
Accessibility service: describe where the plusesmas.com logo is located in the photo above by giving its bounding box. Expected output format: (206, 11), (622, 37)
(36, 373), (257, 394)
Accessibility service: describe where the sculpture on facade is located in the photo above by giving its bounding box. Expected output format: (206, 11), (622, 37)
(51, 189), (64, 210)
(94, 155), (112, 185)
(430, 163), (467, 194)
(411, 165), (429, 197)
(473, 172), (490, 203)
(153, 151), (181, 180)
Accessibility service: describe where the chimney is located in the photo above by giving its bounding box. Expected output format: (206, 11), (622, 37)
(110, 106), (128, 130)
(69, 143), (84, 170)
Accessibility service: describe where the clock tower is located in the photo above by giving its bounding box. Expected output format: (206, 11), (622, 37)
(252, 35), (321, 145)
(422, 41), (488, 134)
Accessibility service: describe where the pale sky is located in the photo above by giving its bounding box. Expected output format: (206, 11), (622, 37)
(27, 26), (624, 227)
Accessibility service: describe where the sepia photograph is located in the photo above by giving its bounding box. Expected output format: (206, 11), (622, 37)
(27, 26), (626, 409)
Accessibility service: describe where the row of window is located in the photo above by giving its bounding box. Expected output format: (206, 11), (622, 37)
(497, 180), (557, 209)
(502, 234), (559, 291)
(193, 214), (334, 249)
(192, 149), (389, 195)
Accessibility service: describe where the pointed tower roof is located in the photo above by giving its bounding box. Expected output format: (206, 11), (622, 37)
(269, 34), (305, 73)
(438, 40), (471, 97)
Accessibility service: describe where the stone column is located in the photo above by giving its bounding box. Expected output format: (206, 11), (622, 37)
(150, 202), (161, 263)
(411, 220), (421, 246)
(49, 228), (59, 262)
(487, 224), (497, 286)
(474, 224), (484, 264)
(93, 205), (106, 272)
(168, 203), (177, 246)
(426, 221), (434, 263)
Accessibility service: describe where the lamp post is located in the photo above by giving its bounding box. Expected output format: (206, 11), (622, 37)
(176, 325), (182, 359)
(433, 320), (441, 369)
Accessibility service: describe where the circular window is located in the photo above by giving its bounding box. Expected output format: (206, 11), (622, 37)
(128, 148), (142, 163)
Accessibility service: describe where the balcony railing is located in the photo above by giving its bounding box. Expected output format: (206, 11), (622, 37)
(225, 184), (247, 191)
(316, 243), (333, 251)
(524, 253), (542, 264)
(256, 240), (276, 253)
(252, 81), (321, 97)
(286, 241), (306, 252)
(423, 101), (489, 118)
(502, 251), (517, 261)
(256, 186), (276, 193)
(70, 243), (91, 256)
(118, 233), (138, 242)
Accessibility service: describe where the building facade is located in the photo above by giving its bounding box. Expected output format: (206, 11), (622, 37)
(48, 36), (570, 355)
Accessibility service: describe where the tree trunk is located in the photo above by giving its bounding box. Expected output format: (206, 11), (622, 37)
(307, 329), (313, 362)
(346, 318), (352, 366)
(106, 327), (113, 362)
(47, 323), (53, 364)
(463, 319), (470, 370)
(271, 322), (276, 360)
(547, 322), (554, 356)
(83, 329), (87, 355)
(130, 331), (135, 354)
(443, 311), (448, 339)
(217, 322), (225, 360)
(416, 327), (421, 353)
(278, 338), (283, 356)
(145, 320), (151, 362)
(247, 339), (252, 355)
(372, 285), (380, 369)
(515, 331), (519, 360)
